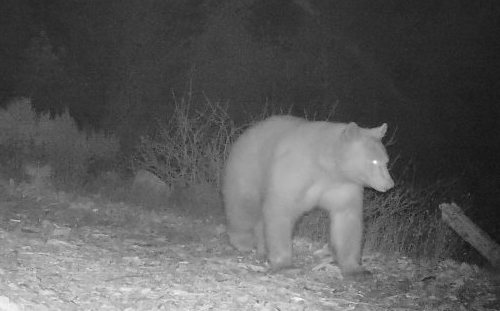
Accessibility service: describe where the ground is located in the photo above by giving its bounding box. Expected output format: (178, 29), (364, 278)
(0, 178), (498, 311)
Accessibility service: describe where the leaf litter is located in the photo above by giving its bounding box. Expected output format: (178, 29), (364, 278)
(0, 179), (498, 311)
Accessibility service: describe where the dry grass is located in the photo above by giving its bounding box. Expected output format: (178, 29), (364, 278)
(363, 181), (460, 260)
(131, 95), (241, 216)
(133, 96), (240, 189)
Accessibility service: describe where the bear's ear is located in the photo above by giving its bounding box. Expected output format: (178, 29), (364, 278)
(343, 122), (360, 139)
(369, 123), (387, 139)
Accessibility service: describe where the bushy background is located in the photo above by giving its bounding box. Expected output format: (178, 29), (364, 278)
(0, 98), (119, 189)
(0, 0), (495, 265)
(0, 93), (479, 265)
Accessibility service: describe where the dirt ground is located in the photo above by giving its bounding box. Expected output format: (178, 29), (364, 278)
(0, 179), (498, 311)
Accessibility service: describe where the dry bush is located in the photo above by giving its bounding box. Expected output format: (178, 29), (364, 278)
(0, 98), (119, 188)
(363, 179), (468, 261)
(133, 95), (240, 214)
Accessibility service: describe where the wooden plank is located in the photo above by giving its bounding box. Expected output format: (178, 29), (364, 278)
(440, 202), (500, 268)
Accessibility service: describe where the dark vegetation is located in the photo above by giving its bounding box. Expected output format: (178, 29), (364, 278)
(0, 95), (480, 268)
(1, 0), (499, 266)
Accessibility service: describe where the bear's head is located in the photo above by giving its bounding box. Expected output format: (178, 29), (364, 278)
(338, 122), (394, 192)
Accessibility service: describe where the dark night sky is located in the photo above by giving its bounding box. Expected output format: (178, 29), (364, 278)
(1, 0), (499, 226)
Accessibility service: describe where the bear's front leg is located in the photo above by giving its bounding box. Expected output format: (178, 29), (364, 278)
(330, 202), (372, 280)
(263, 200), (295, 271)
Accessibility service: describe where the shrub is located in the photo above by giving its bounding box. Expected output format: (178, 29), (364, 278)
(0, 98), (42, 173)
(363, 179), (472, 261)
(133, 96), (240, 190)
(0, 97), (119, 188)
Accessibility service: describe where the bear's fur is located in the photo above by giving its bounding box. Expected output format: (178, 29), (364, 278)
(223, 115), (394, 278)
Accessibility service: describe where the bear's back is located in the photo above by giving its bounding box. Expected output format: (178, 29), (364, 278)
(230, 116), (306, 160)
(223, 116), (306, 193)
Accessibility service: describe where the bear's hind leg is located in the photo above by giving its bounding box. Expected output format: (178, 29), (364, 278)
(254, 219), (266, 256)
(330, 205), (371, 280)
(228, 229), (255, 252)
(228, 218), (265, 254)
(264, 201), (296, 271)
(225, 194), (261, 252)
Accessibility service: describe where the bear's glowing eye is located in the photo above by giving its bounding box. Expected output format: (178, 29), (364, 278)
(371, 160), (379, 166)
